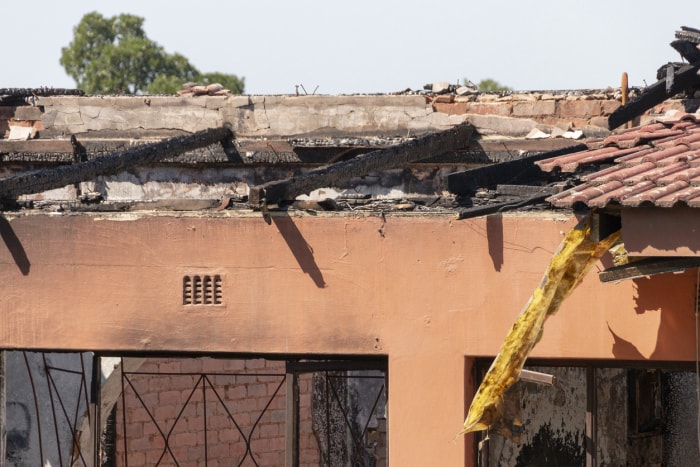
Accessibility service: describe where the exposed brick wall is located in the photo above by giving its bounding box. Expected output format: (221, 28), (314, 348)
(431, 91), (625, 131)
(114, 357), (319, 466)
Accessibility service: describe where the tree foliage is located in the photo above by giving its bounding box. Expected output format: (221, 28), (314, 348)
(463, 78), (512, 92)
(60, 12), (244, 95)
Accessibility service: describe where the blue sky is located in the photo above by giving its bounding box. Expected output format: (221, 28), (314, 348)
(3, 1), (697, 94)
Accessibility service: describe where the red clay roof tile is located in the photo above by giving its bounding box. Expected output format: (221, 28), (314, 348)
(538, 112), (700, 208)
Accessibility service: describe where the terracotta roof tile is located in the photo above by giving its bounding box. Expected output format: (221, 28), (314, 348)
(537, 146), (642, 172)
(538, 112), (700, 208)
(623, 181), (689, 207)
(583, 162), (656, 184)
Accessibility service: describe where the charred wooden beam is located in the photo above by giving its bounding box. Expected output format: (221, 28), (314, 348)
(0, 126), (232, 200)
(607, 64), (700, 130)
(672, 26), (700, 63)
(248, 122), (473, 206)
(0, 87), (84, 104)
(457, 192), (553, 220)
(590, 211), (621, 242)
(598, 257), (700, 283)
(447, 144), (586, 196)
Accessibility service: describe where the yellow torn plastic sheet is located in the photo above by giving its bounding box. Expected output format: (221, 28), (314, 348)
(457, 213), (620, 439)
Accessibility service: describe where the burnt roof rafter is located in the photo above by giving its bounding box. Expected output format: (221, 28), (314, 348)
(608, 26), (700, 130)
(248, 122), (474, 207)
(0, 126), (232, 201)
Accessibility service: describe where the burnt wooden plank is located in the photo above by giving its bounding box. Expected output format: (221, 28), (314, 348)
(447, 144), (586, 195)
(590, 211), (621, 242)
(608, 64), (700, 129)
(671, 40), (700, 65)
(0, 127), (231, 199)
(457, 192), (552, 219)
(598, 257), (700, 283)
(248, 123), (473, 205)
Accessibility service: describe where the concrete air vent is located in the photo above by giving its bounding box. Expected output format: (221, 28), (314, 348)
(183, 275), (223, 305)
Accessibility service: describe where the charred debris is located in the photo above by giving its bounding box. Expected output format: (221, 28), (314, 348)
(0, 112), (584, 216)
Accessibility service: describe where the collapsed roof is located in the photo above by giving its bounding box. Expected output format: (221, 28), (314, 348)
(1, 26), (699, 216)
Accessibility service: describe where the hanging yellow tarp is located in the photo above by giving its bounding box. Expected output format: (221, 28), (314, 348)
(457, 212), (620, 438)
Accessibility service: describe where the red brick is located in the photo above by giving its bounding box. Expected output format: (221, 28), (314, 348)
(602, 99), (622, 115)
(159, 390), (181, 405)
(269, 409), (286, 423)
(251, 437), (271, 453)
(158, 360), (181, 373)
(556, 99), (601, 118)
(247, 383), (267, 397)
(151, 433), (167, 448)
(512, 100), (555, 117)
(431, 102), (468, 115)
(231, 441), (247, 458)
(125, 421), (143, 438)
(129, 407), (152, 423)
(269, 435), (286, 451)
(226, 384), (246, 400)
(207, 442), (231, 460)
(130, 391), (158, 409)
(259, 423), (279, 438)
(154, 405), (177, 420)
(245, 358), (265, 370)
(142, 421), (160, 435)
(271, 394), (286, 410)
(224, 359), (246, 371)
(187, 445), (205, 461)
(180, 358), (203, 373)
(232, 396), (257, 414)
(256, 451), (284, 466)
(256, 373), (282, 383)
(202, 357), (225, 373)
(173, 431), (199, 447)
(149, 375), (176, 391)
(234, 412), (251, 427)
(590, 116), (609, 129)
(257, 396), (276, 410)
(168, 445), (189, 463)
(185, 415), (205, 432)
(265, 359), (285, 370)
(300, 447), (321, 463)
(127, 434), (157, 452)
(170, 375), (199, 391)
(185, 386), (203, 403)
(299, 419), (312, 434)
(233, 374), (255, 387)
(125, 450), (146, 466)
(212, 374), (235, 387)
(208, 414), (235, 430)
(146, 448), (168, 464)
(465, 102), (511, 116)
(218, 427), (241, 442)
(298, 377), (311, 392)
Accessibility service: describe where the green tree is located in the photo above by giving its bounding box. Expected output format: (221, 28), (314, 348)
(476, 78), (512, 92)
(60, 12), (244, 95)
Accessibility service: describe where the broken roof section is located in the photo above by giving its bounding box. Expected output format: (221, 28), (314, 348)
(607, 26), (700, 130)
(536, 26), (700, 210)
(0, 89), (622, 213)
